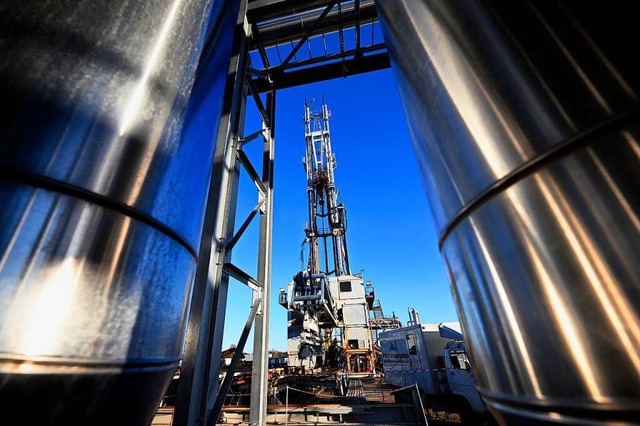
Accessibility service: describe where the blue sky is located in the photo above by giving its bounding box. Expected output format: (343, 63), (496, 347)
(221, 68), (459, 351)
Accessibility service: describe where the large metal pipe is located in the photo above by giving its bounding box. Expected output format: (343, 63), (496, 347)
(376, 1), (639, 424)
(0, 1), (235, 424)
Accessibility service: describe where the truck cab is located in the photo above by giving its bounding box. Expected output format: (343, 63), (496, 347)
(443, 342), (486, 413)
(380, 323), (487, 416)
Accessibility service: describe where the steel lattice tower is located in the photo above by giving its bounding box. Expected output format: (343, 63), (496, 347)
(303, 98), (351, 277)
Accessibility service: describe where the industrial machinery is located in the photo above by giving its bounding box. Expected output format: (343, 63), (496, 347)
(380, 308), (490, 422)
(279, 99), (375, 374)
(1, 1), (638, 425)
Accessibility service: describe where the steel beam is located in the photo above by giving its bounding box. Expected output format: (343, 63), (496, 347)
(280, 0), (337, 67)
(245, 76), (271, 127)
(250, 90), (276, 425)
(250, 22), (271, 68)
(224, 262), (263, 292)
(237, 148), (268, 195)
(241, 127), (267, 145)
(278, 43), (384, 71)
(252, 52), (389, 92)
(173, 1), (249, 424)
(207, 300), (261, 426)
(226, 199), (265, 251)
(249, 0), (377, 48)
(247, 0), (332, 22)
(355, 0), (361, 55)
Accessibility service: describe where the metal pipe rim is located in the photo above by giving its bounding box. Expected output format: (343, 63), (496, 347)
(0, 168), (199, 260)
(0, 354), (182, 369)
(437, 104), (640, 250)
(482, 388), (640, 422)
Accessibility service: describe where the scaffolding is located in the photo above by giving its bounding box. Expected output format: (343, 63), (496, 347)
(368, 299), (402, 349)
(173, 2), (389, 425)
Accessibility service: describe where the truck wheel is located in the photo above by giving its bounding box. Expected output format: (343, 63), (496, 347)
(457, 398), (479, 425)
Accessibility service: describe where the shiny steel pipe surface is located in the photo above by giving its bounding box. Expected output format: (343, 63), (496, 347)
(377, 0), (640, 424)
(0, 0), (234, 424)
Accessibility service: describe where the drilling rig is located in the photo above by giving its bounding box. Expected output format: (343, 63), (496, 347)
(279, 99), (375, 375)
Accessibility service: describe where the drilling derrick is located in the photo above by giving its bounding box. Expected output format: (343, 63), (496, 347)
(280, 99), (375, 375)
(303, 99), (350, 277)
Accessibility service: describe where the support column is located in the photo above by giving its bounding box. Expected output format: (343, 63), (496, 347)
(173, 1), (249, 424)
(250, 91), (276, 425)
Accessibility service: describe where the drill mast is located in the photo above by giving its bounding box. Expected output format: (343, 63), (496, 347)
(303, 99), (350, 277)
(280, 99), (375, 375)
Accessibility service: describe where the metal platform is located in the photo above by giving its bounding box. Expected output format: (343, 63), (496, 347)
(247, 0), (390, 92)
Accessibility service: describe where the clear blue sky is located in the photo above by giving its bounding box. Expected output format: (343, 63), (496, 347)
(221, 68), (459, 351)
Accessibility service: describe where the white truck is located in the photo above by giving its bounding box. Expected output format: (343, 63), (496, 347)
(379, 311), (490, 423)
